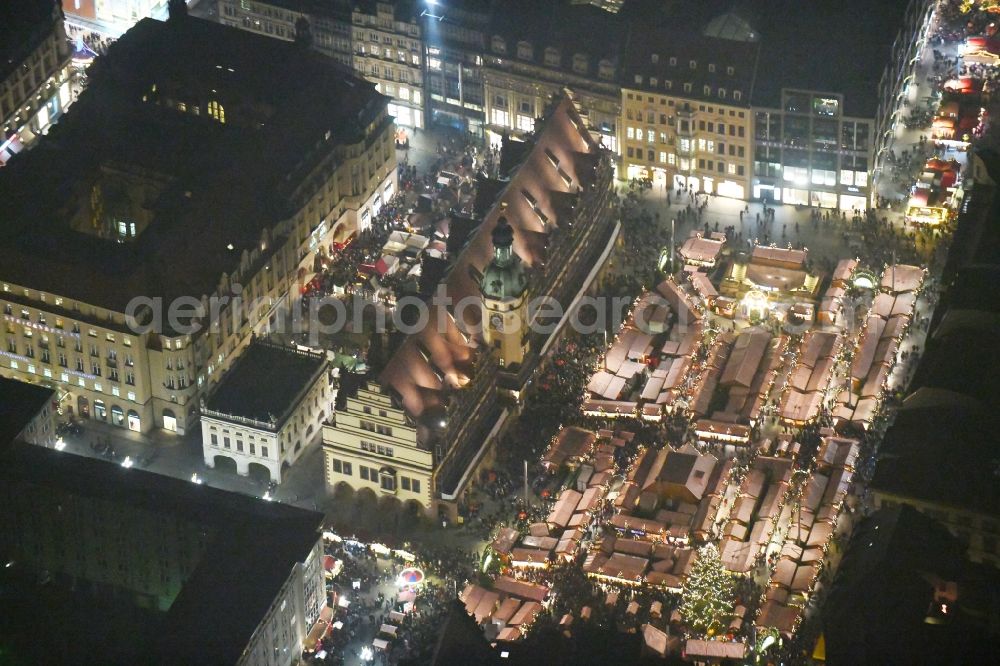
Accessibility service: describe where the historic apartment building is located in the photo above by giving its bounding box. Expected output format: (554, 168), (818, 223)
(352, 1), (425, 129)
(324, 381), (433, 511)
(201, 340), (332, 484)
(326, 93), (617, 518)
(481, 0), (626, 153)
(0, 12), (395, 434)
(619, 20), (757, 199)
(1, 0), (75, 165)
(220, 0), (424, 128)
(216, 0), (354, 67)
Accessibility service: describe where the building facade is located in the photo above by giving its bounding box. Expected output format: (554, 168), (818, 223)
(62, 0), (168, 37)
(239, 537), (325, 666)
(201, 341), (332, 484)
(619, 25), (757, 199)
(871, 0), (935, 202)
(323, 381), (433, 512)
(217, 0), (354, 68)
(1, 1), (75, 165)
(751, 91), (873, 210)
(352, 1), (424, 129)
(220, 0), (424, 129)
(0, 14), (396, 435)
(481, 1), (625, 153)
(371, 94), (617, 518)
(420, 0), (490, 135)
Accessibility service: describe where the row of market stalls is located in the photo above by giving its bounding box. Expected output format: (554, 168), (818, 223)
(583, 280), (704, 420)
(575, 442), (736, 590)
(914, 50), (985, 225)
(778, 331), (843, 427)
(756, 435), (859, 639)
(494, 427), (634, 572)
(833, 265), (924, 429)
(459, 576), (550, 642)
(718, 455), (794, 574)
(689, 327), (787, 445)
(905, 157), (965, 226)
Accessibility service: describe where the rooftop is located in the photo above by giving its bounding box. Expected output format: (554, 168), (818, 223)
(621, 0), (910, 117)
(871, 404), (1000, 517)
(204, 339), (328, 428)
(0, 377), (53, 447)
(379, 94), (602, 422)
(0, 14), (386, 315)
(0, 442), (323, 665)
(621, 19), (759, 106)
(824, 505), (997, 665)
(487, 0), (629, 79)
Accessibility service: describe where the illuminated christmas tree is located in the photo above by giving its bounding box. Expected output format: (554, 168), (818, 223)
(680, 544), (735, 636)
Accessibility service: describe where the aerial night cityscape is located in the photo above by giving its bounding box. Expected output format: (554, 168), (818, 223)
(1, 0), (999, 664)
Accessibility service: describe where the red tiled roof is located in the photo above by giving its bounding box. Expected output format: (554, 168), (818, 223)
(379, 95), (599, 420)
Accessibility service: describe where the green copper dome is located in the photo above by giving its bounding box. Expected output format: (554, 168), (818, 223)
(481, 217), (528, 301)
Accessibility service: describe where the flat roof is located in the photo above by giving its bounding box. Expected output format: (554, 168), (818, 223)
(0, 14), (386, 315)
(0, 377), (53, 447)
(0, 442), (323, 665)
(205, 340), (327, 427)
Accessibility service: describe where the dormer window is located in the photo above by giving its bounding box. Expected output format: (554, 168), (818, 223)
(669, 57), (677, 66)
(650, 77), (658, 87)
(492, 35), (506, 54)
(572, 53), (588, 74)
(733, 90), (742, 101)
(651, 53), (659, 64)
(634, 74), (642, 84)
(689, 60), (697, 69)
(598, 59), (614, 80)
(703, 85), (711, 96)
(708, 64), (716, 73)
(727, 66), (735, 76)
(665, 80), (673, 90)
(718, 88), (726, 100)
(517, 40), (533, 60)
(544, 47), (560, 67)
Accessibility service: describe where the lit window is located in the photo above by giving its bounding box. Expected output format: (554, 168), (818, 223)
(207, 100), (225, 124)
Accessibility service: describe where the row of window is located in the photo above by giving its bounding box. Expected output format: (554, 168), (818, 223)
(2, 303), (134, 347)
(359, 418), (393, 436)
(5, 358), (139, 399)
(625, 148), (746, 176)
(329, 457), (422, 494)
(626, 96), (746, 120)
(632, 76), (742, 102)
(210, 433), (270, 458)
(489, 37), (612, 78)
(650, 53), (736, 75)
(360, 440), (394, 457)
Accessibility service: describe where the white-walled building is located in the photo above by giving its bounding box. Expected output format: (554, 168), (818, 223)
(322, 381), (433, 512)
(201, 340), (332, 484)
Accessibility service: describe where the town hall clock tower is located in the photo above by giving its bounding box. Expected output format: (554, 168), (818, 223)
(480, 216), (529, 367)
